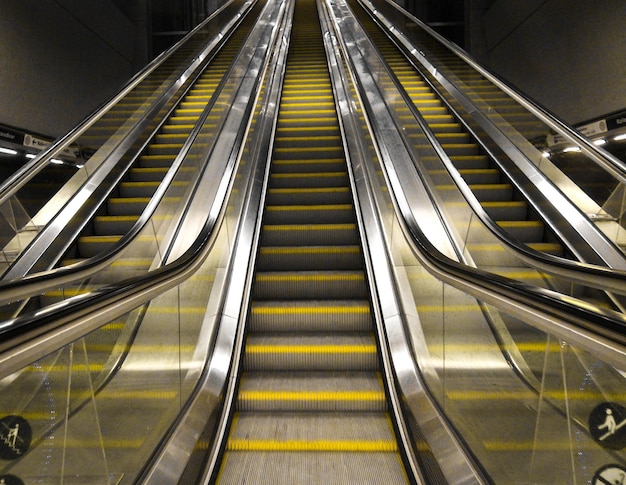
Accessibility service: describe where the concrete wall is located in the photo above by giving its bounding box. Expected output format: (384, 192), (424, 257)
(0, 0), (148, 138)
(476, 0), (626, 124)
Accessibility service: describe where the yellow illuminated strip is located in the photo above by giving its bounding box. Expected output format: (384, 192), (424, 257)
(227, 439), (397, 452)
(239, 390), (385, 401)
(252, 305), (368, 315)
(246, 344), (376, 354)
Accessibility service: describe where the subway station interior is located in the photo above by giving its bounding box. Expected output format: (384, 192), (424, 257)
(0, 0), (625, 483)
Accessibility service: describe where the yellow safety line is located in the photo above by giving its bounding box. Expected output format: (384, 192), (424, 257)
(252, 305), (368, 315)
(263, 223), (356, 231)
(266, 204), (352, 212)
(271, 171), (345, 178)
(273, 146), (341, 154)
(239, 390), (385, 401)
(269, 187), (348, 194)
(256, 273), (363, 282)
(227, 439), (397, 452)
(260, 246), (359, 255)
(246, 344), (376, 353)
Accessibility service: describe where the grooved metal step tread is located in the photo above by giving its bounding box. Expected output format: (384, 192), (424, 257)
(260, 223), (359, 246)
(226, 412), (397, 449)
(236, 371), (386, 411)
(249, 299), (372, 333)
(253, 270), (367, 300)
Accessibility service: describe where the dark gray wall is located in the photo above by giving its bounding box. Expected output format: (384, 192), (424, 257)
(474, 0), (626, 124)
(0, 0), (149, 138)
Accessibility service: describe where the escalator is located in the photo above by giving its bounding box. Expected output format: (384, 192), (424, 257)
(215, 0), (409, 481)
(64, 7), (262, 268)
(348, 1), (566, 274)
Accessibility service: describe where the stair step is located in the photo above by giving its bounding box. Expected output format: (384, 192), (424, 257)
(243, 334), (378, 371)
(249, 300), (372, 332)
(260, 223), (359, 246)
(263, 204), (354, 225)
(236, 372), (386, 411)
(253, 270), (367, 300)
(257, 245), (362, 271)
(265, 187), (351, 205)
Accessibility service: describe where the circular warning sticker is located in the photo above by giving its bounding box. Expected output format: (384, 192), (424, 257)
(592, 464), (626, 485)
(0, 416), (32, 460)
(0, 475), (25, 485)
(589, 402), (626, 450)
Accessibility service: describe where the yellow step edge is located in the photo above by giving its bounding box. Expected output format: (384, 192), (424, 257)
(266, 205), (351, 213)
(262, 223), (356, 231)
(246, 344), (376, 354)
(269, 187), (349, 194)
(275, 135), (340, 142)
(256, 273), (363, 282)
(252, 305), (368, 315)
(273, 147), (342, 154)
(278, 116), (337, 123)
(273, 158), (344, 165)
(271, 171), (345, 179)
(260, 246), (359, 256)
(238, 390), (385, 401)
(497, 220), (543, 227)
(227, 439), (397, 452)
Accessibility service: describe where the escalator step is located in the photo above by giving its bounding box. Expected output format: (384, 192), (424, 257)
(263, 204), (354, 225)
(257, 245), (362, 271)
(236, 372), (386, 412)
(269, 171), (348, 188)
(266, 187), (351, 205)
(253, 270), (367, 299)
(260, 223), (359, 246)
(243, 334), (378, 371)
(271, 158), (345, 173)
(249, 300), (372, 333)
